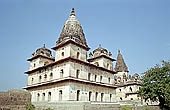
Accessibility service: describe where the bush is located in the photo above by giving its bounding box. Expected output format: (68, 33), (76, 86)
(26, 104), (35, 110)
(120, 105), (132, 110)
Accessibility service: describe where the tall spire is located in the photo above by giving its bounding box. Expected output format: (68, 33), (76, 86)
(115, 50), (128, 72)
(55, 8), (89, 49)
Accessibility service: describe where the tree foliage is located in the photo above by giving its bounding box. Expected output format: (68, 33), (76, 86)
(139, 60), (170, 109)
(26, 104), (35, 110)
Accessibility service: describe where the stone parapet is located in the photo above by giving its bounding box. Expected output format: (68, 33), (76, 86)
(33, 101), (120, 110)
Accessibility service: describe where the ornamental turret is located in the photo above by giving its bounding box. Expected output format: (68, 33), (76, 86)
(88, 44), (115, 71)
(27, 44), (54, 70)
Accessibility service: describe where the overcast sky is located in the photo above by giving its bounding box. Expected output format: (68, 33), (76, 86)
(0, 0), (170, 91)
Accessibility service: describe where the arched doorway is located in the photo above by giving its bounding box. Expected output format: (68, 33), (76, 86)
(89, 91), (92, 101)
(59, 90), (62, 101)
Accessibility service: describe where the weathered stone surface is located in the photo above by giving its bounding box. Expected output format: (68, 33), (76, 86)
(33, 101), (120, 110)
(56, 8), (89, 49)
(115, 50), (128, 72)
(0, 90), (31, 110)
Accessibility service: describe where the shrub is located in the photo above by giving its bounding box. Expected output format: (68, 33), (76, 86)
(120, 105), (132, 110)
(26, 104), (35, 110)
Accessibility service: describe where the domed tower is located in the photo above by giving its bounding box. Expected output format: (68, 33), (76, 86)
(27, 44), (54, 70)
(52, 8), (90, 62)
(88, 44), (116, 71)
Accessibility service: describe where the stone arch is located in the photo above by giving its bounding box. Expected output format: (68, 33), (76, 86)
(77, 52), (80, 59)
(37, 93), (40, 101)
(39, 75), (42, 82)
(95, 92), (98, 101)
(76, 69), (80, 78)
(60, 69), (64, 78)
(130, 87), (132, 92)
(59, 90), (62, 101)
(77, 90), (80, 101)
(44, 74), (47, 81)
(50, 72), (53, 79)
(88, 73), (91, 81)
(89, 91), (92, 101)
(48, 92), (51, 101)
(42, 93), (45, 101)
(101, 93), (104, 102)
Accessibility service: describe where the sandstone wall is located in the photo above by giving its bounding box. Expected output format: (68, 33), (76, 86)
(0, 90), (31, 110)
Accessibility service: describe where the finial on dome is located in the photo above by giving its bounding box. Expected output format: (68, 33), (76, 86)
(43, 44), (46, 48)
(99, 44), (101, 48)
(118, 49), (121, 53)
(70, 8), (75, 16)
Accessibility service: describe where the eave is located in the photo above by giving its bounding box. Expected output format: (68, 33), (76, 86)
(115, 81), (141, 87)
(24, 77), (117, 90)
(52, 40), (90, 51)
(25, 57), (116, 74)
(88, 55), (116, 62)
(27, 55), (55, 61)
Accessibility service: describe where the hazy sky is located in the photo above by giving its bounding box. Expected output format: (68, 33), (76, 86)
(0, 0), (170, 91)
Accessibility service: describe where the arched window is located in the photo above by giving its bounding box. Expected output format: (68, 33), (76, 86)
(100, 76), (103, 83)
(77, 90), (80, 101)
(61, 52), (64, 57)
(77, 52), (80, 59)
(59, 90), (62, 101)
(110, 94), (112, 102)
(34, 63), (36, 67)
(130, 87), (132, 92)
(107, 63), (109, 69)
(101, 93), (104, 102)
(60, 69), (64, 78)
(37, 93), (40, 101)
(120, 97), (122, 100)
(76, 69), (80, 78)
(42, 93), (45, 101)
(50, 72), (53, 80)
(39, 76), (42, 82)
(48, 92), (51, 101)
(94, 75), (97, 82)
(89, 91), (92, 101)
(88, 73), (91, 81)
(44, 74), (47, 81)
(31, 78), (34, 84)
(108, 77), (110, 83)
(95, 92), (98, 101)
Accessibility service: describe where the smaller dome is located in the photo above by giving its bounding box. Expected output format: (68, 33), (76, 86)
(92, 44), (112, 58)
(132, 73), (140, 80)
(93, 44), (108, 54)
(32, 44), (54, 59)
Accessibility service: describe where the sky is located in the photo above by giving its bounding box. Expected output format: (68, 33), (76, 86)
(0, 0), (170, 91)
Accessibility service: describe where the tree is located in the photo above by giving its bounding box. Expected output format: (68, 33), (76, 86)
(139, 60), (170, 109)
(26, 104), (35, 110)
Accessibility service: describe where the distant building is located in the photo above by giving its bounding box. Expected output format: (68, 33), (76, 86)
(24, 8), (141, 104)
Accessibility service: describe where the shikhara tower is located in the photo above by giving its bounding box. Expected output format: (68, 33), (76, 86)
(25, 8), (141, 104)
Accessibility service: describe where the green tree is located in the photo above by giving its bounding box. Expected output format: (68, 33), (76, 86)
(139, 60), (170, 109)
(26, 104), (35, 110)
